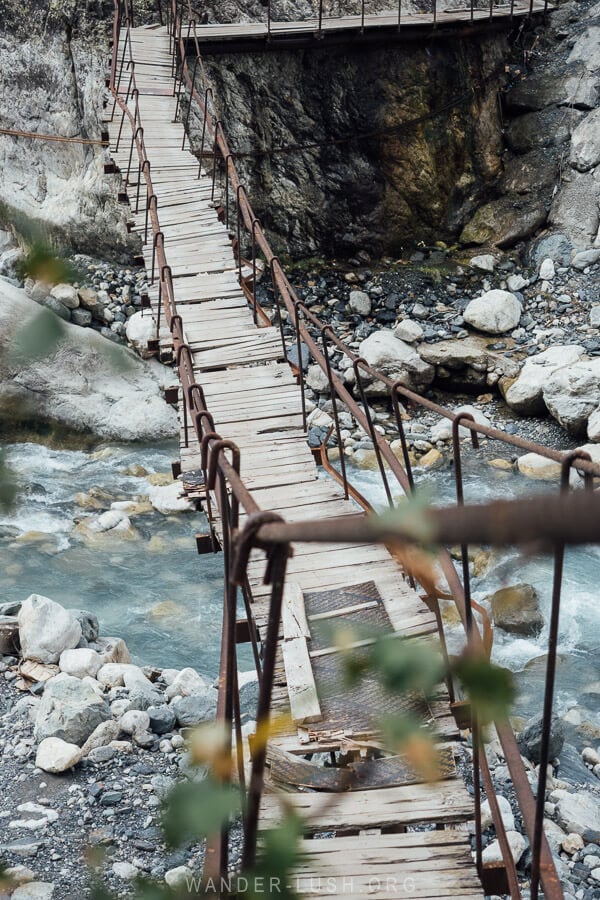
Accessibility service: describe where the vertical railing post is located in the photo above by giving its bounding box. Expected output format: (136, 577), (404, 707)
(321, 325), (349, 500)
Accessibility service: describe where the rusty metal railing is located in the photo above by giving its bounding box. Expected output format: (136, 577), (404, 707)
(107, 2), (593, 896)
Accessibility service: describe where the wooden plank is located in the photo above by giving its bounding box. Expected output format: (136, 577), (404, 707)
(281, 637), (321, 725)
(282, 582), (310, 641)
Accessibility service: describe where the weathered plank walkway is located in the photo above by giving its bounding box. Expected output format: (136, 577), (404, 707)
(189, 0), (548, 53)
(108, 24), (483, 898)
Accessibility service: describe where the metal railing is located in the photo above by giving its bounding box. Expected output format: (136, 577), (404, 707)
(108, 3), (598, 896)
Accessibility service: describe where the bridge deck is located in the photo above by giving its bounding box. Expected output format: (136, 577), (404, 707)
(108, 24), (482, 898)
(184, 1), (548, 52)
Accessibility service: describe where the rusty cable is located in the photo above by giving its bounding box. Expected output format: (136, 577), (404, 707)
(0, 126), (108, 146)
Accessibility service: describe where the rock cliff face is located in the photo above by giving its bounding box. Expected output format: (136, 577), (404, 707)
(0, 0), (136, 258)
(200, 35), (507, 257)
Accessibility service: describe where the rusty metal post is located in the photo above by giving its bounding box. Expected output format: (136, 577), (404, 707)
(269, 257), (289, 357)
(531, 449), (592, 900)
(211, 121), (221, 201)
(251, 219), (260, 326)
(182, 51), (199, 151)
(451, 412), (479, 631)
(353, 358), (393, 507)
(294, 302), (308, 431)
(397, 0), (402, 29)
(321, 325), (349, 500)
(390, 381), (415, 491)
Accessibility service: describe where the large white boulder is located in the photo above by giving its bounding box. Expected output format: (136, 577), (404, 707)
(543, 358), (600, 434)
(126, 311), (156, 358)
(165, 667), (210, 701)
(0, 279), (177, 442)
(358, 330), (434, 395)
(18, 594), (82, 664)
(554, 789), (600, 836)
(463, 289), (522, 334)
(35, 737), (82, 773)
(148, 481), (194, 514)
(59, 648), (103, 679)
(505, 345), (586, 415)
(34, 673), (111, 745)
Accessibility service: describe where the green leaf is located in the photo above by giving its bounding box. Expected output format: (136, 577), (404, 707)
(9, 307), (67, 365)
(452, 655), (515, 725)
(372, 635), (443, 696)
(161, 777), (241, 848)
(0, 449), (18, 513)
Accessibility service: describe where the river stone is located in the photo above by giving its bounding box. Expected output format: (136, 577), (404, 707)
(170, 690), (217, 727)
(35, 737), (81, 774)
(34, 673), (111, 745)
(543, 358), (600, 434)
(93, 637), (131, 666)
(539, 258), (555, 280)
(480, 795), (515, 831)
(470, 254), (495, 272)
(570, 109), (600, 173)
(165, 866), (193, 888)
(529, 233), (573, 267)
(165, 667), (210, 701)
(505, 345), (586, 415)
(80, 719), (121, 756)
(43, 295), (71, 322)
(588, 408), (600, 442)
(429, 404), (491, 442)
(358, 330), (434, 394)
(463, 290), (522, 334)
(348, 290), (371, 316)
(572, 249), (600, 270)
(0, 614), (18, 654)
(147, 482), (193, 514)
(59, 648), (102, 679)
(393, 319), (423, 344)
(517, 453), (563, 482)
(306, 364), (330, 393)
(12, 883), (56, 899)
(482, 831), (526, 865)
(488, 584), (544, 636)
(97, 662), (141, 687)
(125, 310), (155, 358)
(18, 594), (82, 664)
(119, 709), (150, 735)
(74, 610), (99, 643)
(507, 273), (528, 292)
(554, 789), (600, 837)
(147, 704), (177, 735)
(50, 283), (79, 309)
(518, 712), (565, 764)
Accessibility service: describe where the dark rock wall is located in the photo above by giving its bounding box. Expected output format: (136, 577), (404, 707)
(200, 35), (506, 258)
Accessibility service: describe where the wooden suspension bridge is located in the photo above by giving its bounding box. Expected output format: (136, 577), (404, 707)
(106, 3), (564, 898)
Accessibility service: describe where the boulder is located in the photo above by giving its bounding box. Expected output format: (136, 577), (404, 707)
(165, 667), (210, 701)
(348, 290), (371, 316)
(572, 249), (600, 271)
(75, 509), (138, 542)
(126, 311), (155, 358)
(463, 290), (522, 335)
(543, 358), (600, 434)
(12, 883), (56, 899)
(97, 662), (140, 687)
(505, 345), (586, 415)
(517, 453), (563, 482)
(548, 171), (600, 250)
(306, 364), (330, 394)
(119, 709), (150, 735)
(358, 330), (434, 395)
(430, 405), (491, 442)
(570, 109), (600, 173)
(147, 705), (177, 735)
(170, 690), (218, 727)
(419, 336), (488, 370)
(507, 273), (529, 292)
(469, 254), (495, 272)
(74, 610), (99, 642)
(554, 789), (600, 837)
(44, 296), (71, 321)
(539, 258), (555, 280)
(488, 584), (544, 636)
(34, 673), (111, 745)
(518, 712), (565, 764)
(93, 637), (131, 666)
(77, 287), (103, 315)
(529, 233), (573, 268)
(393, 319), (423, 344)
(0, 280), (177, 442)
(50, 284), (79, 310)
(80, 720), (121, 756)
(588, 408), (600, 442)
(0, 615), (19, 654)
(71, 309), (92, 328)
(59, 648), (103, 679)
(147, 481), (194, 514)
(481, 831), (526, 865)
(35, 737), (82, 774)
(480, 795), (515, 832)
(18, 594), (82, 664)
(165, 866), (193, 889)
